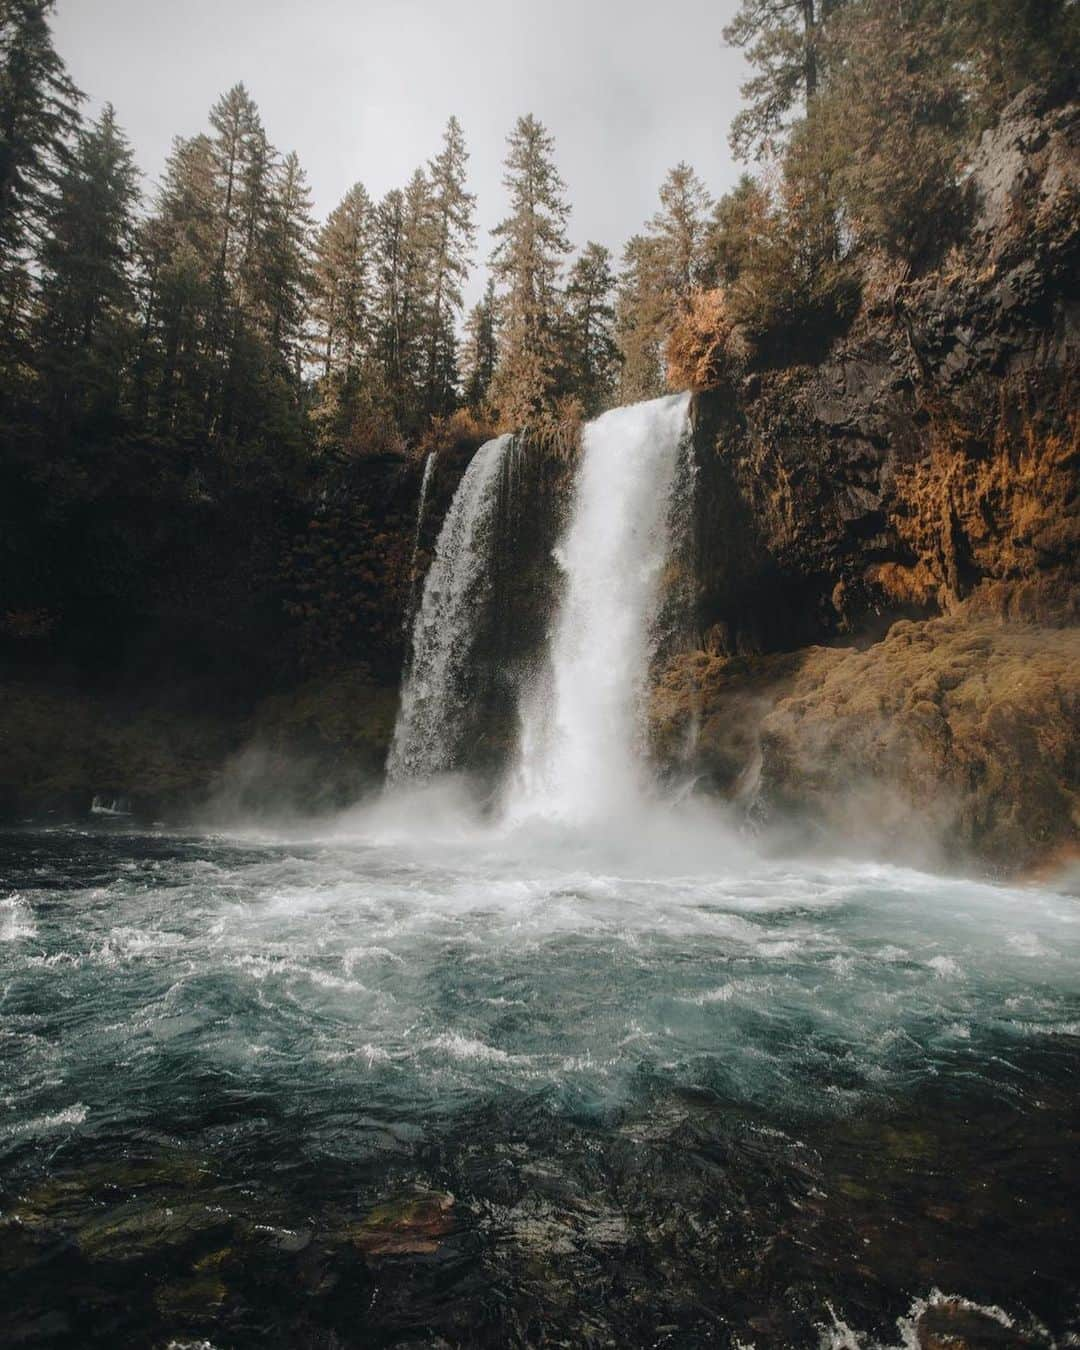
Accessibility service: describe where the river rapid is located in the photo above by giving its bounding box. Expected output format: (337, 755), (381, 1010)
(1, 793), (1078, 1347)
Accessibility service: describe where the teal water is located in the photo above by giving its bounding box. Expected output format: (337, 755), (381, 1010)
(2, 798), (1078, 1346)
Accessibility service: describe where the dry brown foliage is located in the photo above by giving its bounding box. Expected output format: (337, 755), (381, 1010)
(665, 288), (752, 392)
(535, 395), (585, 459)
(417, 407), (499, 457)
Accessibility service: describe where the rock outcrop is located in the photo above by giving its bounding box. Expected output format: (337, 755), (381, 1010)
(654, 88), (1079, 872)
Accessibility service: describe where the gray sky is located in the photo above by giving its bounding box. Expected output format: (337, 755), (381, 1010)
(52, 0), (749, 306)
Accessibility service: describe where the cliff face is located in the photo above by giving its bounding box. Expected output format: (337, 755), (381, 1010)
(6, 92), (1075, 864)
(654, 89), (1079, 872)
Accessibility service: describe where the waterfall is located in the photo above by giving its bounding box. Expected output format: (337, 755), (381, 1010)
(388, 434), (513, 781)
(403, 450), (438, 631)
(510, 392), (693, 822)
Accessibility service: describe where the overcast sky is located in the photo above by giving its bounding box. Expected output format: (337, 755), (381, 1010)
(52, 0), (749, 306)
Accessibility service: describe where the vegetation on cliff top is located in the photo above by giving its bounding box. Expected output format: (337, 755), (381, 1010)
(663, 0), (1079, 390)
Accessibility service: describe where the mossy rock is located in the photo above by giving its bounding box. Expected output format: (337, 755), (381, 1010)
(345, 1189), (455, 1257)
(76, 1201), (235, 1263)
(153, 1274), (228, 1321)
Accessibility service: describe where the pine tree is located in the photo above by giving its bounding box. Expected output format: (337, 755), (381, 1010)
(422, 116), (475, 418)
(461, 276), (498, 411)
(140, 132), (218, 436)
(205, 83), (272, 436)
(489, 113), (571, 429)
(263, 149), (313, 377)
(399, 166), (435, 421)
(35, 102), (139, 427)
(706, 174), (772, 287)
(0, 0), (81, 366)
(562, 242), (619, 416)
(310, 181), (372, 381)
(650, 163), (713, 302)
(724, 0), (846, 160)
(372, 187), (406, 408)
(462, 276), (498, 412)
(615, 233), (668, 402)
(615, 164), (712, 402)
(372, 172), (434, 433)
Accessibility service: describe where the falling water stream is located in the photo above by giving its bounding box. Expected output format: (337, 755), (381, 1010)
(402, 448), (439, 631)
(511, 393), (691, 821)
(388, 433), (512, 781)
(1, 398), (1078, 1347)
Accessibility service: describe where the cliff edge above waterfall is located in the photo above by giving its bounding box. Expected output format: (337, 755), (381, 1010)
(653, 88), (1079, 874)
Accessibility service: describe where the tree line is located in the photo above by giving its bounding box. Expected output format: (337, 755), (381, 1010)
(640, 0), (1078, 391)
(0, 1), (631, 458)
(7, 0), (1071, 460)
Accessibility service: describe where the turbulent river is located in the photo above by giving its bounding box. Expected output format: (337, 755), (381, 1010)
(2, 397), (1079, 1346)
(2, 809), (1079, 1346)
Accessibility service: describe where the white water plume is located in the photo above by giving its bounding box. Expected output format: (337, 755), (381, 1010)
(510, 392), (693, 823)
(388, 434), (512, 782)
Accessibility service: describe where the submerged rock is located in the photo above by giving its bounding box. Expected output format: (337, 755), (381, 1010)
(153, 1275), (228, 1321)
(915, 1298), (1038, 1348)
(76, 1201), (236, 1263)
(346, 1189), (456, 1257)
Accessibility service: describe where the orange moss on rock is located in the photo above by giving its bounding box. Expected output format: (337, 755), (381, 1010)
(888, 394), (1080, 616)
(651, 616), (1080, 872)
(758, 618), (1080, 869)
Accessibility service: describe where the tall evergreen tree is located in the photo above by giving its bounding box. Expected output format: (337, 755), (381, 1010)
(615, 233), (668, 402)
(0, 0), (80, 367)
(706, 174), (772, 287)
(615, 164), (712, 402)
(140, 132), (218, 436)
(461, 275), (498, 411)
(373, 171), (435, 433)
(724, 0), (846, 160)
(310, 180), (372, 381)
(422, 116), (475, 418)
(35, 102), (139, 427)
(263, 149), (313, 377)
(650, 162), (713, 301)
(562, 241), (619, 416)
(205, 83), (271, 436)
(489, 113), (571, 429)
(372, 186), (406, 406)
(399, 166), (435, 414)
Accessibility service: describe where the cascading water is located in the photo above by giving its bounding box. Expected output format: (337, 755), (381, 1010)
(387, 434), (512, 781)
(402, 449), (439, 631)
(511, 392), (693, 821)
(416, 447), (438, 524)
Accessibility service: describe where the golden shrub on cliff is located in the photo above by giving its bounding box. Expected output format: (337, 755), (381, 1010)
(665, 288), (752, 392)
(418, 407), (499, 457)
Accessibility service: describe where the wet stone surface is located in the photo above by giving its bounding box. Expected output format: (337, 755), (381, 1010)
(2, 1083), (1078, 1348)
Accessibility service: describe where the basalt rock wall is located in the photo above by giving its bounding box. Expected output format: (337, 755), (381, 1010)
(655, 88), (1080, 872)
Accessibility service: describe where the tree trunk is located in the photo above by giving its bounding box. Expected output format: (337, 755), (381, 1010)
(802, 0), (818, 103)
